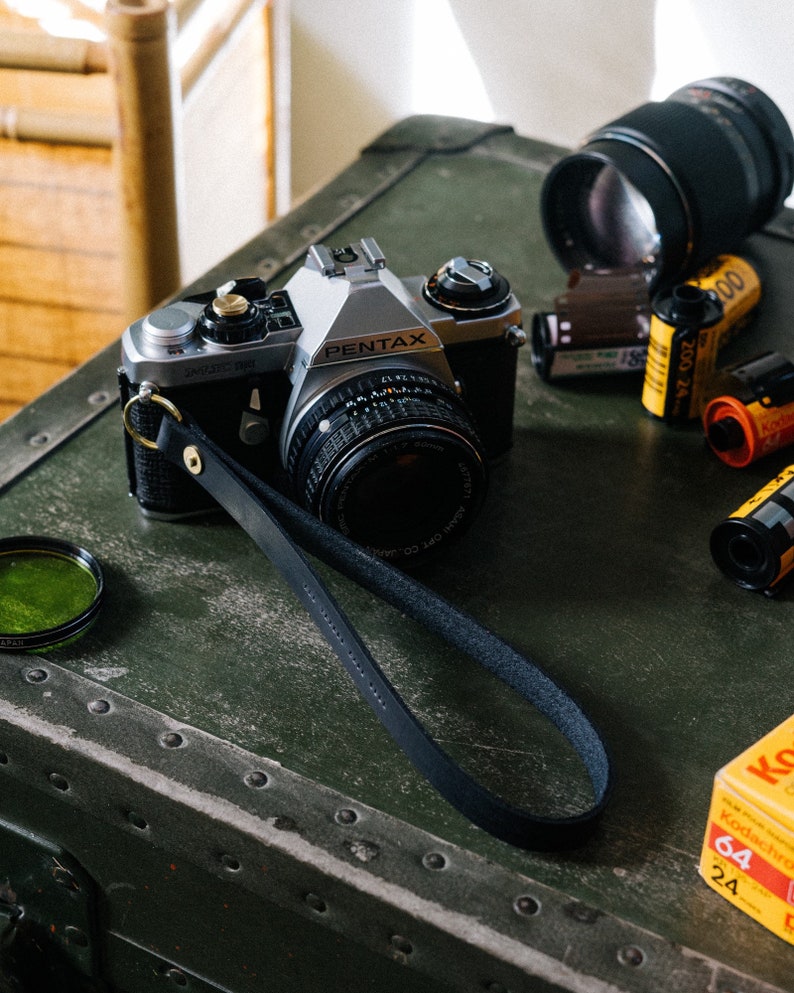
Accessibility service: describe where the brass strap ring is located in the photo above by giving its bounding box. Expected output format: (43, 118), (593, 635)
(122, 390), (183, 450)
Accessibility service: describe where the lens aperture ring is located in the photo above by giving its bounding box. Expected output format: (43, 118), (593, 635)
(288, 371), (469, 473)
(303, 396), (476, 503)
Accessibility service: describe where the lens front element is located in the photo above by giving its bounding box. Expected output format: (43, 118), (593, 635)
(287, 371), (488, 561)
(581, 164), (660, 269)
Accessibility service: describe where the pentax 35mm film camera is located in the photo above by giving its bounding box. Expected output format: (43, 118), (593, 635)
(119, 237), (524, 562)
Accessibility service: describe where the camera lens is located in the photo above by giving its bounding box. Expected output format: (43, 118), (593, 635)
(286, 370), (487, 561)
(541, 78), (794, 289)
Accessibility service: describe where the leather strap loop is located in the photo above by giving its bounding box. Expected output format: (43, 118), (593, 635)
(156, 412), (613, 850)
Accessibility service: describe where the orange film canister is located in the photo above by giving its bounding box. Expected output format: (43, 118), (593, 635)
(703, 394), (794, 467)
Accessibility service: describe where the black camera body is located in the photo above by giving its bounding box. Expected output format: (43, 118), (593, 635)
(120, 238), (524, 561)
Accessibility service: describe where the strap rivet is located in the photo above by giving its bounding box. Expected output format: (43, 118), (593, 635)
(183, 445), (203, 475)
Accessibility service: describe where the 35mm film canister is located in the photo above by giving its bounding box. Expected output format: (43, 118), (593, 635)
(531, 267), (650, 380)
(0, 536), (105, 652)
(704, 352), (794, 467)
(711, 466), (794, 593)
(704, 393), (794, 467)
(641, 254), (761, 423)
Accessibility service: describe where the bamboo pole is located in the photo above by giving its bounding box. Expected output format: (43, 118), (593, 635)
(263, 0), (276, 221)
(0, 30), (108, 73)
(0, 0), (267, 103)
(179, 0), (273, 100)
(179, 0), (263, 97)
(105, 0), (182, 322)
(0, 106), (114, 145)
(172, 0), (205, 30)
(0, 1), (267, 87)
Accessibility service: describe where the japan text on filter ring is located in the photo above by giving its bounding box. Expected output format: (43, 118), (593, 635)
(0, 536), (105, 652)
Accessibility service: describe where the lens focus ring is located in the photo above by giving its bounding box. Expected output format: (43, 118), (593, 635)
(302, 395), (472, 502)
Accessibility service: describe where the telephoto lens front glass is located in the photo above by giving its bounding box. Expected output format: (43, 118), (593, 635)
(0, 536), (105, 652)
(586, 165), (660, 268)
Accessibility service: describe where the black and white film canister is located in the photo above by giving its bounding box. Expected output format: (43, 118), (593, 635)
(710, 466), (794, 593)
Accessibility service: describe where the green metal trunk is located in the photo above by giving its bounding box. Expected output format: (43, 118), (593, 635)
(0, 117), (792, 992)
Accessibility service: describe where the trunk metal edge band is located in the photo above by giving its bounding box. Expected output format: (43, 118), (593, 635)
(0, 341), (120, 495)
(0, 654), (783, 993)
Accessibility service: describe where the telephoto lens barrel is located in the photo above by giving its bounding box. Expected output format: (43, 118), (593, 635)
(541, 78), (794, 290)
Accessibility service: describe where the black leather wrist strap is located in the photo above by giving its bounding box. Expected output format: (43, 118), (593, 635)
(155, 412), (613, 850)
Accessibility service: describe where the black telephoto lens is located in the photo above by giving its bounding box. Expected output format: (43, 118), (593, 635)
(541, 78), (794, 289)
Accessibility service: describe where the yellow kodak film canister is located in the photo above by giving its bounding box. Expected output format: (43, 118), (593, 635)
(710, 465), (794, 593)
(642, 254), (762, 423)
(701, 713), (794, 945)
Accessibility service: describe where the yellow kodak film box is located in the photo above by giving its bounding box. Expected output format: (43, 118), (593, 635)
(700, 713), (794, 944)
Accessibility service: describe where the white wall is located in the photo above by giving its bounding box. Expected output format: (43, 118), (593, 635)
(289, 0), (794, 205)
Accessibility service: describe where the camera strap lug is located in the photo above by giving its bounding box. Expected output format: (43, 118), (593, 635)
(149, 408), (614, 852)
(122, 385), (183, 451)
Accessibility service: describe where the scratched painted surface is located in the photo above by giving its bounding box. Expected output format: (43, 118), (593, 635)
(2, 125), (794, 988)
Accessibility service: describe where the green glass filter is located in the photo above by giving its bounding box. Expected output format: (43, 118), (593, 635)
(0, 536), (105, 652)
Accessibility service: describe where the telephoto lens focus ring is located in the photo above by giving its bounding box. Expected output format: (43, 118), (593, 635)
(670, 78), (794, 226)
(286, 370), (488, 561)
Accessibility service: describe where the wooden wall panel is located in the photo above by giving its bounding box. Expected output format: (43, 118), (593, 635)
(0, 136), (123, 421)
(0, 0), (277, 424)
